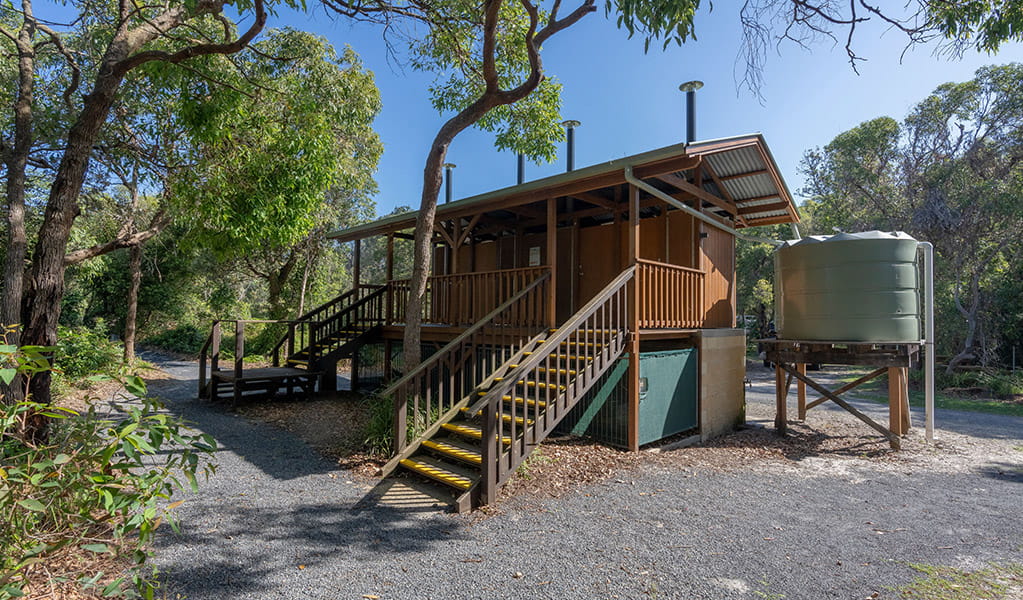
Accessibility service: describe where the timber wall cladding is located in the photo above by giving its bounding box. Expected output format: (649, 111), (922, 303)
(700, 224), (735, 328)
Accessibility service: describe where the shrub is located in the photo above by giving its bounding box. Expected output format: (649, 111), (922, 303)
(55, 324), (122, 382)
(142, 324), (207, 356)
(363, 394), (394, 456)
(1, 339), (217, 598)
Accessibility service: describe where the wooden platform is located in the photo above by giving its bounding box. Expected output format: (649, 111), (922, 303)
(209, 367), (320, 404)
(760, 339), (921, 450)
(212, 367), (311, 383)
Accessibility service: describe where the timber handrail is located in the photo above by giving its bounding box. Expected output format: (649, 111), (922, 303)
(635, 258), (704, 274)
(387, 266), (549, 326)
(476, 266), (635, 504)
(298, 284), (382, 322)
(468, 266), (635, 416)
(635, 259), (705, 329)
(379, 272), (550, 399)
(270, 286), (384, 365)
(381, 271), (551, 470)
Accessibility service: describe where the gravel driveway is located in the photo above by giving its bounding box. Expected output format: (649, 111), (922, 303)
(146, 354), (1023, 600)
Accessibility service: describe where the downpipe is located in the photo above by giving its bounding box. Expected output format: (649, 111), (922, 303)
(919, 241), (936, 442)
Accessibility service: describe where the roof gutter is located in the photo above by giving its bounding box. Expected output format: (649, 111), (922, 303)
(623, 165), (784, 247)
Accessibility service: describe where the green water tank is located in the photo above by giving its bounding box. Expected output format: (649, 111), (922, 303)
(774, 231), (920, 342)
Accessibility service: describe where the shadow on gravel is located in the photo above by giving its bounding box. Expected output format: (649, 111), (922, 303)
(703, 421), (898, 462)
(158, 501), (462, 598)
(143, 374), (341, 481)
(976, 461), (1023, 484)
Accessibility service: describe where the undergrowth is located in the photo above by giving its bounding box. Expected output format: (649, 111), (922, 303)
(1, 332), (217, 598)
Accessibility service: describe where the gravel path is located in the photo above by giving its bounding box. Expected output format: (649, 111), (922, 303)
(146, 354), (1023, 600)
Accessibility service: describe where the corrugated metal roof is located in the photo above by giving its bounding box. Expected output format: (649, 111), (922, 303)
(329, 133), (798, 241)
(703, 145), (765, 178)
(724, 173), (778, 201)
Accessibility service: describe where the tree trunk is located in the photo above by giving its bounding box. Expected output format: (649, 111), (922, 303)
(946, 268), (983, 374)
(21, 66), (127, 409)
(402, 144), (447, 370)
(1, 5), (37, 404)
(124, 243), (142, 363)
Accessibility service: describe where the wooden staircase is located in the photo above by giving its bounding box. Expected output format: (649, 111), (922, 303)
(198, 285), (386, 403)
(379, 268), (635, 511)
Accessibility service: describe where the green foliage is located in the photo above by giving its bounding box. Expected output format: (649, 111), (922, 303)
(363, 394), (395, 456)
(169, 29), (382, 259)
(142, 325), (208, 356)
(54, 324), (123, 382)
(925, 0), (1023, 53)
(362, 392), (441, 456)
(611, 0), (701, 51)
(0, 341), (217, 598)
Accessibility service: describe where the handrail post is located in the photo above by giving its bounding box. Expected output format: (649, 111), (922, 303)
(481, 400), (498, 505)
(199, 325), (210, 400)
(393, 389), (408, 455)
(211, 321), (221, 373)
(233, 320), (244, 405)
(285, 322), (296, 366)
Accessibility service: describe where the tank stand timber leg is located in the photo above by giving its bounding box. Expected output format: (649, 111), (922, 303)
(779, 362), (901, 450)
(774, 364), (788, 434)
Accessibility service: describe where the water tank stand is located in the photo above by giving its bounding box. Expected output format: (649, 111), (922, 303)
(759, 339), (921, 450)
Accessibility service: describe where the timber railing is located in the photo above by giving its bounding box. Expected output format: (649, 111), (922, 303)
(386, 266), (550, 327)
(378, 271), (552, 474)
(472, 266), (635, 505)
(270, 285), (386, 368)
(198, 319), (298, 399)
(635, 259), (705, 329)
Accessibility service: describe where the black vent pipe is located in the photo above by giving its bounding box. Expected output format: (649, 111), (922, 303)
(679, 80), (703, 143)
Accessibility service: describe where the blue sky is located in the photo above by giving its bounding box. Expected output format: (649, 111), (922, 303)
(272, 4), (1023, 218)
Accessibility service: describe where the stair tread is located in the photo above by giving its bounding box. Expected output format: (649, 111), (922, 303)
(474, 393), (548, 409)
(400, 456), (477, 491)
(441, 422), (512, 445)
(459, 406), (533, 425)
(521, 352), (594, 361)
(422, 438), (482, 465)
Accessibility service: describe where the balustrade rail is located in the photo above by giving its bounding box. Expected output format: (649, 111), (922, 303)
(473, 267), (635, 504)
(379, 271), (552, 469)
(387, 266), (550, 327)
(636, 259), (705, 329)
(270, 285), (386, 368)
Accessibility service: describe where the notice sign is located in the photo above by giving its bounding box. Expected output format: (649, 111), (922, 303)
(528, 246), (541, 266)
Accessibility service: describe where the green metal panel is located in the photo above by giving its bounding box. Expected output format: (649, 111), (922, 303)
(556, 349), (698, 447)
(557, 359), (630, 447)
(638, 349), (698, 445)
(775, 231), (921, 342)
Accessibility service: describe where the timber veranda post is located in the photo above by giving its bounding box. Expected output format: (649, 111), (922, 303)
(547, 198), (557, 329)
(627, 184), (641, 451)
(350, 239), (361, 392)
(384, 233), (394, 381)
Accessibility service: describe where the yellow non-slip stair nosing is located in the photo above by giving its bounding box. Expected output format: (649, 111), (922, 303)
(458, 406), (533, 426)
(422, 440), (482, 465)
(522, 352), (593, 361)
(537, 367), (578, 376)
(506, 396), (547, 409)
(441, 423), (512, 445)
(399, 458), (472, 490)
(517, 380), (566, 390)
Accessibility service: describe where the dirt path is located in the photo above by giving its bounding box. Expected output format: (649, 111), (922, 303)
(145, 354), (1023, 600)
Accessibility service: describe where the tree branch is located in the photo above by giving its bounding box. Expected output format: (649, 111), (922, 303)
(63, 209), (171, 266)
